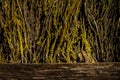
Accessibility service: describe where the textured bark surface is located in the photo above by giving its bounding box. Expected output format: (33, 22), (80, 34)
(0, 63), (120, 80)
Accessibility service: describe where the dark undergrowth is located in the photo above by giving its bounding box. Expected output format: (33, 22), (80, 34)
(0, 0), (119, 63)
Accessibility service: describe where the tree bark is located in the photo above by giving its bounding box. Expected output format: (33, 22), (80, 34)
(0, 63), (120, 80)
